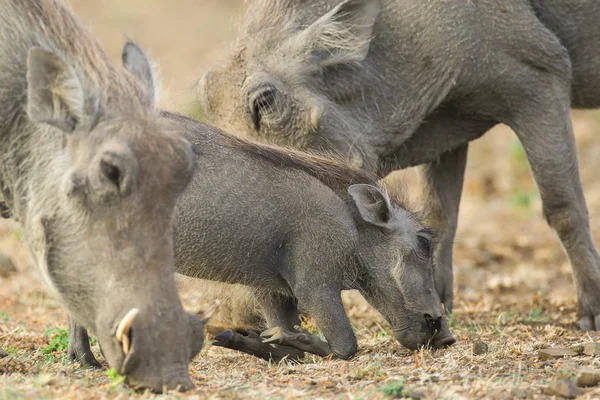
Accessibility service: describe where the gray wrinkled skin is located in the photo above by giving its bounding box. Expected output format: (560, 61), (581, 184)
(0, 0), (204, 391)
(199, 0), (600, 329)
(169, 113), (454, 358)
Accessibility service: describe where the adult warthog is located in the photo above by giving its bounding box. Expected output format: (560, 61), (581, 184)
(198, 0), (600, 330)
(0, 0), (204, 391)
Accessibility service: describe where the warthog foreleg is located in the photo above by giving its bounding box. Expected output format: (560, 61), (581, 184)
(260, 325), (331, 357)
(68, 317), (102, 369)
(212, 329), (305, 361)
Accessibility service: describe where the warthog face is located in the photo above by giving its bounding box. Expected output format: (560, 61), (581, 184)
(25, 43), (204, 391)
(198, 0), (382, 169)
(348, 184), (456, 350)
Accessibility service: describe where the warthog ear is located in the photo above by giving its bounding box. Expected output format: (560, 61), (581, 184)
(348, 183), (393, 228)
(26, 48), (88, 132)
(122, 41), (157, 106)
(299, 0), (380, 67)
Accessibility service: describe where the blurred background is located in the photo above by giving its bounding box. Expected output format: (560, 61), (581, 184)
(2, 0), (600, 341)
(71, 0), (246, 113)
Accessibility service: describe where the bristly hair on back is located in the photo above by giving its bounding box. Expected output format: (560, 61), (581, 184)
(222, 127), (419, 219)
(166, 111), (410, 211)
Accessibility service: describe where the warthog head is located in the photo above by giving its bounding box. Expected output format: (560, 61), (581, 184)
(25, 42), (204, 391)
(198, 0), (382, 169)
(348, 184), (456, 350)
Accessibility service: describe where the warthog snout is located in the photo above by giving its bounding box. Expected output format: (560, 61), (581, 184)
(425, 313), (456, 349)
(424, 313), (443, 334)
(393, 312), (456, 351)
(96, 306), (205, 393)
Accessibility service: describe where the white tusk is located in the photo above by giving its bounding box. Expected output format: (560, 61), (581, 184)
(199, 300), (221, 323)
(121, 333), (131, 355)
(115, 308), (139, 355)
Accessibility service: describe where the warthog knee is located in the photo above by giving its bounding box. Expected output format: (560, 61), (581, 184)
(331, 340), (358, 360)
(544, 205), (589, 245)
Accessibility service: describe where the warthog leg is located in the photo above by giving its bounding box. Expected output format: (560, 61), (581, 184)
(261, 325), (331, 357)
(68, 316), (102, 369)
(212, 329), (305, 361)
(419, 144), (469, 313)
(507, 67), (600, 330)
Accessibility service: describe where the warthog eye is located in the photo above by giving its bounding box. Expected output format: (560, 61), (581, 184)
(100, 159), (121, 188)
(416, 229), (435, 260)
(250, 87), (276, 131)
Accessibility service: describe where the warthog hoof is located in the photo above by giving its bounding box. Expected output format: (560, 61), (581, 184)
(68, 346), (103, 369)
(578, 313), (600, 331)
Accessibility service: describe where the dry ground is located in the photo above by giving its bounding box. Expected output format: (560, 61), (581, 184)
(1, 1), (600, 399)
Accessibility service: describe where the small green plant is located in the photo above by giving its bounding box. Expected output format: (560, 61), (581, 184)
(379, 379), (406, 398)
(43, 353), (58, 364)
(524, 306), (552, 323)
(467, 322), (482, 332)
(105, 368), (126, 386)
(510, 190), (537, 209)
(527, 306), (544, 320)
(510, 140), (528, 170)
(446, 313), (458, 329)
(376, 328), (391, 340)
(0, 311), (12, 322)
(42, 328), (69, 354)
(352, 361), (386, 381)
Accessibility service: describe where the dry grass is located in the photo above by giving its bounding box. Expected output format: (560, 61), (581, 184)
(1, 1), (600, 399)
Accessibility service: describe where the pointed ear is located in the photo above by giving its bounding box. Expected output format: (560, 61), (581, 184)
(27, 48), (87, 132)
(348, 184), (393, 228)
(298, 0), (380, 67)
(122, 41), (157, 105)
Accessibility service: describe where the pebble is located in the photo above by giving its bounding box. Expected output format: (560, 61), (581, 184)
(509, 388), (528, 399)
(473, 341), (488, 355)
(538, 347), (578, 360)
(0, 349), (8, 359)
(570, 342), (600, 356)
(583, 342), (600, 356)
(545, 379), (582, 399)
(489, 388), (527, 399)
(403, 391), (424, 399)
(0, 254), (16, 277)
(38, 373), (59, 386)
(557, 362), (581, 380)
(575, 368), (600, 387)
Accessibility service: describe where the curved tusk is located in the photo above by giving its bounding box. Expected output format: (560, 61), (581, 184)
(121, 333), (131, 356)
(115, 308), (139, 353)
(199, 300), (221, 324)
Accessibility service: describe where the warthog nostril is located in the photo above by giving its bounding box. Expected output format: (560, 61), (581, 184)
(424, 313), (442, 332)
